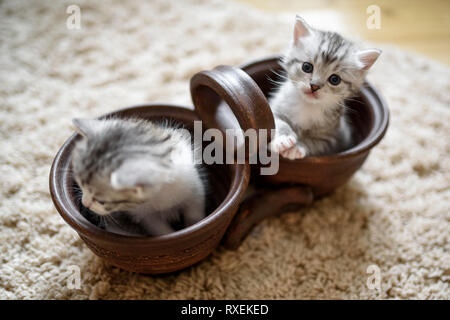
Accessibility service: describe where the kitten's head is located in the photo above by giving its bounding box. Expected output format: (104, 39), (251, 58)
(282, 16), (381, 106)
(71, 118), (174, 215)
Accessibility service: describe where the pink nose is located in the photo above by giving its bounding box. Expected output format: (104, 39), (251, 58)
(81, 197), (92, 208)
(310, 84), (320, 92)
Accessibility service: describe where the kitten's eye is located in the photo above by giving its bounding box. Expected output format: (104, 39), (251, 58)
(94, 199), (105, 205)
(328, 74), (341, 85)
(302, 62), (313, 73)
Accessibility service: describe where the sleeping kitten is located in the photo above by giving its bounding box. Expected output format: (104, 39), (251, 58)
(269, 16), (381, 159)
(71, 117), (206, 236)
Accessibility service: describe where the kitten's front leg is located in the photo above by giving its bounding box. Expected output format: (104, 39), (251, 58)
(269, 117), (298, 154)
(281, 143), (308, 160)
(140, 215), (175, 236)
(183, 196), (205, 227)
(269, 117), (308, 160)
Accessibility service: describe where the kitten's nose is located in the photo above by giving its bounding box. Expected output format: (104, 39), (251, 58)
(82, 199), (91, 208)
(310, 83), (320, 92)
(81, 196), (92, 208)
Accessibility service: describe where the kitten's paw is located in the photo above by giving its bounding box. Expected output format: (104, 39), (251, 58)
(269, 135), (297, 153)
(280, 145), (307, 160)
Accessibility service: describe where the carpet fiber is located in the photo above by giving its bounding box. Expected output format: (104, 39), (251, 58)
(0, 0), (449, 299)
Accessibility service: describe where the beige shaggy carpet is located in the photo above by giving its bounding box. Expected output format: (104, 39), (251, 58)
(0, 0), (449, 299)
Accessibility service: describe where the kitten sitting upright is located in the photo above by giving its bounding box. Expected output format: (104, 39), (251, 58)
(269, 16), (381, 159)
(71, 118), (206, 236)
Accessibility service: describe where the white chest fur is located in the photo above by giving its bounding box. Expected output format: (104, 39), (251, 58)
(271, 81), (330, 130)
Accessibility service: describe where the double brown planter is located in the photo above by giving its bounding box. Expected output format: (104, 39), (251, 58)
(50, 56), (389, 274)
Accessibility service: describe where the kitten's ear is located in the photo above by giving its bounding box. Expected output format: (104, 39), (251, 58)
(294, 15), (312, 45)
(356, 49), (382, 71)
(110, 159), (171, 193)
(72, 118), (101, 138)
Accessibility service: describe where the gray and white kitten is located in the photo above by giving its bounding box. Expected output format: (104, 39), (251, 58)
(269, 16), (381, 159)
(71, 118), (205, 236)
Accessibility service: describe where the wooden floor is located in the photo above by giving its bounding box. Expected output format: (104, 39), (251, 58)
(233, 0), (450, 65)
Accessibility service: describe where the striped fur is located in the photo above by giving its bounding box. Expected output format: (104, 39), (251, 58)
(269, 16), (381, 159)
(71, 118), (206, 236)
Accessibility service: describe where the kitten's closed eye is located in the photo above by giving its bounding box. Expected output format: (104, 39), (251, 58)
(95, 199), (105, 205)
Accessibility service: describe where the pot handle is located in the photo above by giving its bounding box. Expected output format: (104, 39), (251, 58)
(190, 65), (275, 157)
(191, 65), (313, 250)
(222, 185), (314, 250)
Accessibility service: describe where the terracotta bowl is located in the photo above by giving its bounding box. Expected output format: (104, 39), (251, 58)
(49, 105), (250, 274)
(190, 56), (389, 248)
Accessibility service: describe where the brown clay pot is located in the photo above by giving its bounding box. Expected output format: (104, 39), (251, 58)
(50, 105), (251, 274)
